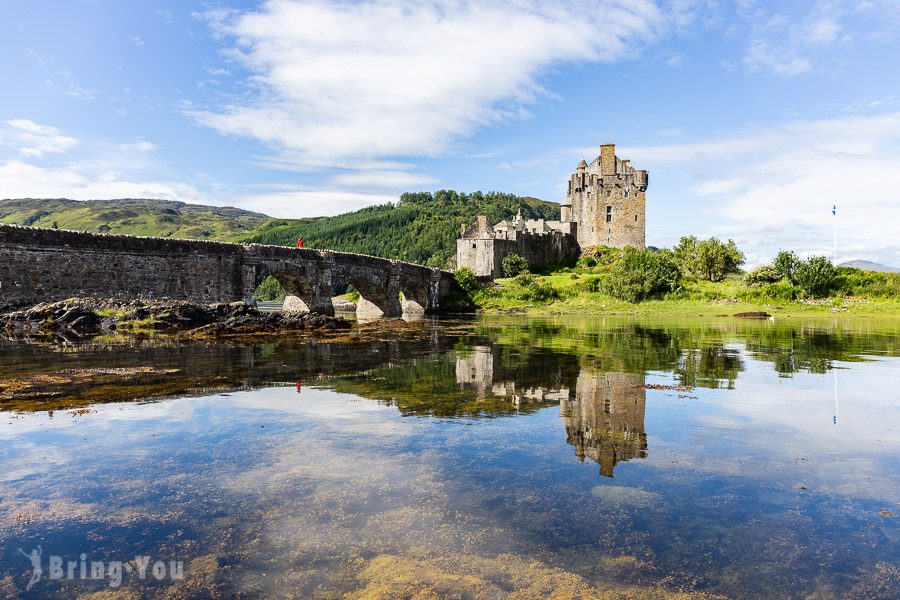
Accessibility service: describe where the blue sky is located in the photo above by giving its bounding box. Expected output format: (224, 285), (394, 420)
(1, 1), (899, 265)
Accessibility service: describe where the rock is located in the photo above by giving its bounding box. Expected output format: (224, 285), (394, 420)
(733, 311), (772, 319)
(68, 313), (102, 334)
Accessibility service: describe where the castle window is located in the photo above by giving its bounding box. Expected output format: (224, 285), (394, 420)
(472, 243), (477, 249)
(606, 206), (612, 223)
(635, 215), (638, 222)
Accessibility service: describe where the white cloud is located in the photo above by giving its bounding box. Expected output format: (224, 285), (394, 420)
(327, 170), (437, 190)
(230, 188), (398, 218)
(131, 36), (145, 46)
(2, 119), (79, 157)
(624, 111), (900, 266)
(118, 139), (158, 153)
(0, 160), (205, 203)
(192, 0), (668, 169)
(738, 1), (900, 78)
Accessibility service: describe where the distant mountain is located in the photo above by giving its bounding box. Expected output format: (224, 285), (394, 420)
(238, 190), (560, 268)
(839, 260), (900, 273)
(0, 192), (559, 268)
(0, 198), (268, 241)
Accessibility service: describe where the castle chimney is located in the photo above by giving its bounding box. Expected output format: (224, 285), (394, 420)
(600, 143), (616, 176)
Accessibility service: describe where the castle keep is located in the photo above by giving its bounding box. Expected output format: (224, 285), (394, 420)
(458, 143), (648, 278)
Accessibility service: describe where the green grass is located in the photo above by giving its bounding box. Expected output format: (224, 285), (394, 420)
(472, 270), (900, 318)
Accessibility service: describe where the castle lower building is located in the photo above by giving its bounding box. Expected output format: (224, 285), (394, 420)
(457, 143), (648, 278)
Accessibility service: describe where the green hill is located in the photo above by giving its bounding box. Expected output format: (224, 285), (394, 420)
(239, 190), (560, 268)
(0, 198), (268, 241)
(0, 191), (559, 267)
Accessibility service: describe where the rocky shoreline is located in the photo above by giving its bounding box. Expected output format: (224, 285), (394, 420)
(0, 297), (352, 338)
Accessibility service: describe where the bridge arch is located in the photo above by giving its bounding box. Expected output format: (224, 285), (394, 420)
(252, 262), (333, 315)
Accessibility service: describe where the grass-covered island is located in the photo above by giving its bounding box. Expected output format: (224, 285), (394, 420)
(454, 237), (900, 318)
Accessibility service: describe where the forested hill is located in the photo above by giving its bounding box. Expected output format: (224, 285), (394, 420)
(0, 191), (559, 268)
(239, 191), (560, 267)
(0, 198), (268, 241)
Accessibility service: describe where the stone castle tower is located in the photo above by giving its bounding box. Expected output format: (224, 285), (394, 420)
(457, 142), (647, 278)
(562, 143), (648, 249)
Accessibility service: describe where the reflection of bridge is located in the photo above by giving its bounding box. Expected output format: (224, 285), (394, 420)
(456, 345), (648, 476)
(0, 224), (457, 317)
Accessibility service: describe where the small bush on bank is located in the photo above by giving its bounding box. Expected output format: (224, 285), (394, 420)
(833, 267), (899, 297)
(794, 256), (836, 297)
(745, 265), (782, 286)
(737, 278), (798, 302)
(513, 271), (535, 287)
(604, 248), (681, 302)
(574, 275), (603, 293)
(502, 253), (529, 278)
(454, 267), (480, 294)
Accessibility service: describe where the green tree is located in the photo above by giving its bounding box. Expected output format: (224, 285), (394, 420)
(794, 256), (836, 297)
(604, 248), (681, 302)
(693, 237), (745, 282)
(773, 250), (800, 284)
(673, 235), (699, 273)
(674, 236), (745, 282)
(501, 253), (529, 277)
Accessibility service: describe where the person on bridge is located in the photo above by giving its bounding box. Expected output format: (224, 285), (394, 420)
(296, 237), (304, 249)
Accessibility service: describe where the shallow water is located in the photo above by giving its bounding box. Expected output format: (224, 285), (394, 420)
(1, 316), (899, 598)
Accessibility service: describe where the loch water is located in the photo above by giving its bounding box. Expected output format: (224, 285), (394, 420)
(1, 316), (899, 598)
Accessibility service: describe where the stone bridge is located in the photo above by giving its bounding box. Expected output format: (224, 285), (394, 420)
(0, 224), (458, 317)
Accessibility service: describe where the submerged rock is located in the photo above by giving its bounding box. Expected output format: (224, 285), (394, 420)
(733, 311), (772, 319)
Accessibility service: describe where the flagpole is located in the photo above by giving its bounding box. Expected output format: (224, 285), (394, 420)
(833, 204), (837, 263)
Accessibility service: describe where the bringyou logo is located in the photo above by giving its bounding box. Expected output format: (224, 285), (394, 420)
(18, 546), (183, 591)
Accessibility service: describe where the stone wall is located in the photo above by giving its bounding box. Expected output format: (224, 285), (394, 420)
(456, 231), (579, 278)
(0, 224), (457, 316)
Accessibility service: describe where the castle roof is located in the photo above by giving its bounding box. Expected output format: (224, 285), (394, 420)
(577, 159), (588, 170)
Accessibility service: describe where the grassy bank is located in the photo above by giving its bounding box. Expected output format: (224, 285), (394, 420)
(471, 271), (900, 318)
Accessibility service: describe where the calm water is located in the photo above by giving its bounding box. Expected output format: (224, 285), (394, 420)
(1, 316), (899, 598)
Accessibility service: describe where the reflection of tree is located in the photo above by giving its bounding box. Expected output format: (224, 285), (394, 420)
(676, 346), (742, 390)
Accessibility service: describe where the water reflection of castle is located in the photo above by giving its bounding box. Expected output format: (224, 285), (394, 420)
(456, 346), (647, 477)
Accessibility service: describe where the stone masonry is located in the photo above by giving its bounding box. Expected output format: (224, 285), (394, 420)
(457, 143), (648, 278)
(0, 224), (457, 317)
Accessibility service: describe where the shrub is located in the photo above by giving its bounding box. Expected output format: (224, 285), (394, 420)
(454, 267), (479, 294)
(794, 256), (836, 297)
(604, 248), (681, 302)
(744, 265), (782, 286)
(519, 278), (558, 302)
(773, 250), (800, 284)
(501, 253), (529, 278)
(574, 275), (603, 293)
(577, 255), (597, 269)
(832, 267), (897, 297)
(513, 271), (535, 287)
(738, 279), (798, 302)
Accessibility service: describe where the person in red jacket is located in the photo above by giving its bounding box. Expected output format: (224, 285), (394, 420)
(296, 237), (304, 248)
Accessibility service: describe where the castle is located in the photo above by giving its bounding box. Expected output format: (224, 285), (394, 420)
(457, 143), (648, 278)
